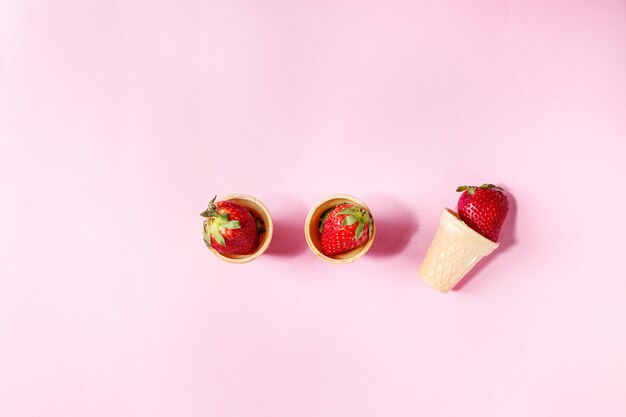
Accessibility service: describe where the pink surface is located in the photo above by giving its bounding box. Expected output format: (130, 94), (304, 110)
(1, 1), (626, 416)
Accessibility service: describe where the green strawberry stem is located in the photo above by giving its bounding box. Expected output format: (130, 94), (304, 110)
(456, 183), (500, 195)
(200, 195), (241, 247)
(199, 195), (218, 218)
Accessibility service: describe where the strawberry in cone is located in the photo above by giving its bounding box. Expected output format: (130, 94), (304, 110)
(319, 203), (373, 257)
(419, 184), (509, 293)
(201, 196), (260, 255)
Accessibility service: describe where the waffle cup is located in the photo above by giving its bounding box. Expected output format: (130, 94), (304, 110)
(419, 209), (499, 293)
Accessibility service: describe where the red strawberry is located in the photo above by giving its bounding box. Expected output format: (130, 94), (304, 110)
(200, 196), (260, 255)
(320, 203), (373, 256)
(456, 184), (509, 242)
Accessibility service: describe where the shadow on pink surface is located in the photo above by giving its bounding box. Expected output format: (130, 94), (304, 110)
(453, 186), (518, 291)
(265, 197), (308, 257)
(365, 195), (418, 258)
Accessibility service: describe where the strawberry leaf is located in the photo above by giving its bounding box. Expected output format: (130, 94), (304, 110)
(203, 228), (214, 247)
(456, 186), (469, 192)
(337, 208), (359, 216)
(222, 220), (240, 229)
(212, 228), (225, 246)
(342, 215), (357, 226)
(355, 222), (365, 240)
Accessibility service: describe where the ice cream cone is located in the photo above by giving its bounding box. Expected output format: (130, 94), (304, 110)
(419, 209), (499, 293)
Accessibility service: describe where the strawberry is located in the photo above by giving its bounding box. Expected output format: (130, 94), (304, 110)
(319, 203), (373, 256)
(456, 184), (509, 242)
(200, 196), (259, 255)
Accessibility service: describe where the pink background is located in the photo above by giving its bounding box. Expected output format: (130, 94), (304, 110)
(1, 1), (626, 416)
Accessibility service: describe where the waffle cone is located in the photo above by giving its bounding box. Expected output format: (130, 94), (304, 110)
(419, 209), (499, 293)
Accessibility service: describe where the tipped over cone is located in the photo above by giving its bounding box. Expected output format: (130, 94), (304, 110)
(419, 209), (499, 293)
